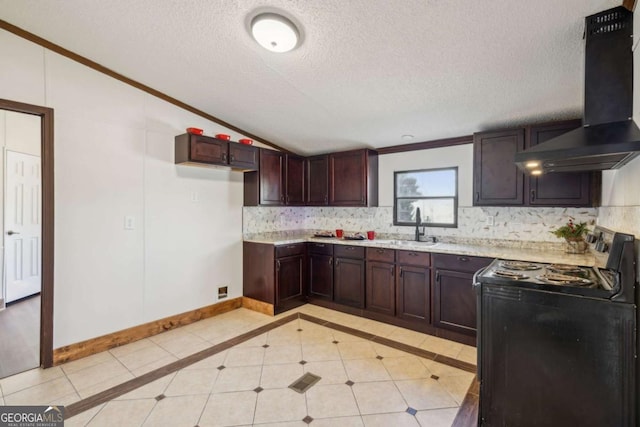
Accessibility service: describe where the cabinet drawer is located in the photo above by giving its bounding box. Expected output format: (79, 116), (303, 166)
(334, 245), (365, 259)
(366, 247), (395, 263)
(275, 243), (305, 258)
(308, 242), (333, 255)
(397, 250), (430, 267)
(190, 136), (228, 163)
(433, 253), (492, 273)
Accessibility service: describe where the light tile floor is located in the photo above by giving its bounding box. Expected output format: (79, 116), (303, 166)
(0, 305), (476, 426)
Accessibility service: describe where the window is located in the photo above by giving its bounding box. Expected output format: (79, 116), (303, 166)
(393, 167), (458, 227)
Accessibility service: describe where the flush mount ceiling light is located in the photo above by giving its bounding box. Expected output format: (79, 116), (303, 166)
(251, 13), (299, 53)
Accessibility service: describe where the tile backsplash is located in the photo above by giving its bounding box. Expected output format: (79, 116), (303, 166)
(243, 206), (598, 243)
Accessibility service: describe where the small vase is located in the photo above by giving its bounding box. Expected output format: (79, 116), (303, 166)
(565, 237), (588, 254)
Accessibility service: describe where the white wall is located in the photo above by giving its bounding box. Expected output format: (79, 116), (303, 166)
(596, 15), (640, 239)
(0, 29), (249, 347)
(379, 144), (474, 207)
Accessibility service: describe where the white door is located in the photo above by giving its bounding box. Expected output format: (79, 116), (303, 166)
(4, 150), (41, 303)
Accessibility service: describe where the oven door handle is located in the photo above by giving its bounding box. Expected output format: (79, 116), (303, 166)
(473, 266), (489, 290)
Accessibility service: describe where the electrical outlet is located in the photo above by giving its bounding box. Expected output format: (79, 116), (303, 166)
(486, 216), (494, 226)
(124, 216), (135, 230)
(218, 286), (228, 299)
(191, 191), (200, 202)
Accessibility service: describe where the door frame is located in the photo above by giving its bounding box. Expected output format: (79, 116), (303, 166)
(0, 98), (54, 368)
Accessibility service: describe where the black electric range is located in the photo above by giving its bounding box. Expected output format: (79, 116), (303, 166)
(477, 258), (616, 300)
(474, 227), (638, 426)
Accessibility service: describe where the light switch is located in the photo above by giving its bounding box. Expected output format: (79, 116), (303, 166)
(486, 216), (494, 226)
(124, 216), (135, 230)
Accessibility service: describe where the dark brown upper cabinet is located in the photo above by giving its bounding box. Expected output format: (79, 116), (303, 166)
(286, 154), (306, 205)
(473, 129), (526, 206)
(329, 149), (378, 206)
(258, 149), (286, 206)
(473, 120), (600, 207)
(306, 155), (329, 205)
(526, 120), (600, 206)
(175, 133), (258, 170)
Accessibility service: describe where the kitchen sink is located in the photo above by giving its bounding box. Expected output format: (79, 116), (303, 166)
(372, 239), (439, 248)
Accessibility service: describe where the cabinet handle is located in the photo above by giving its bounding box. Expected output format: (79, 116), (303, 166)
(280, 195), (285, 202)
(399, 267), (403, 277)
(230, 154), (235, 162)
(316, 244), (325, 248)
(286, 245), (296, 249)
(436, 271), (441, 282)
(376, 249), (385, 254)
(286, 195), (290, 203)
(346, 247), (355, 251)
(276, 260), (281, 271)
(324, 195), (328, 202)
(222, 153), (228, 162)
(475, 192), (479, 202)
(335, 259), (340, 267)
(458, 256), (469, 262)
(530, 189), (536, 202)
(329, 258), (333, 266)
(409, 252), (417, 256)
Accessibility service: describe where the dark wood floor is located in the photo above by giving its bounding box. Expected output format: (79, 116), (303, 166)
(0, 294), (40, 378)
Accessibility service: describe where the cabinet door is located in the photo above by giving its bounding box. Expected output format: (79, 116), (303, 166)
(260, 150), (285, 205)
(366, 261), (395, 315)
(433, 269), (476, 336)
(527, 121), (596, 206)
(334, 257), (365, 308)
(286, 154), (306, 205)
(396, 265), (430, 322)
(329, 150), (367, 206)
(276, 254), (305, 311)
(473, 129), (525, 206)
(309, 253), (333, 299)
(229, 143), (258, 170)
(190, 135), (228, 164)
(306, 155), (329, 205)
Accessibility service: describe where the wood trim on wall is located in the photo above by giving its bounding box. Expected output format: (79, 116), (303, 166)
(623, 0), (636, 12)
(0, 98), (54, 368)
(53, 297), (243, 365)
(377, 135), (474, 155)
(0, 19), (292, 154)
(242, 296), (274, 316)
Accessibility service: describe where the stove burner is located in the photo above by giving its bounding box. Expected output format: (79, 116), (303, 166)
(537, 273), (593, 286)
(499, 261), (542, 271)
(493, 270), (529, 280)
(548, 264), (586, 274)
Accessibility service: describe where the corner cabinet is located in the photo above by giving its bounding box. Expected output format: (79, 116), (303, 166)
(472, 120), (600, 207)
(175, 133), (258, 170)
(306, 155), (329, 205)
(243, 242), (307, 314)
(333, 245), (365, 308)
(307, 242), (334, 300)
(329, 149), (379, 207)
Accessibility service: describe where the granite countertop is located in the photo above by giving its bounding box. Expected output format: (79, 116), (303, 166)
(243, 231), (597, 266)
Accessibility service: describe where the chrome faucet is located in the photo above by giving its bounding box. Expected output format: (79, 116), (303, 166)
(415, 207), (425, 241)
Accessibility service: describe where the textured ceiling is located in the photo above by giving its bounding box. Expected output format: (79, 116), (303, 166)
(0, 0), (622, 155)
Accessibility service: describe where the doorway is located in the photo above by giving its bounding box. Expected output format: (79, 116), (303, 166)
(0, 98), (54, 376)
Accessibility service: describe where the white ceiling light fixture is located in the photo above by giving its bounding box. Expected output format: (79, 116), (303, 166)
(251, 13), (300, 53)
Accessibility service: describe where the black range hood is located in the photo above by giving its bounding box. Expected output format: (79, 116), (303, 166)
(515, 6), (640, 173)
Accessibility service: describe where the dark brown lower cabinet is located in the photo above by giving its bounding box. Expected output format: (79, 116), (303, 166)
(365, 261), (395, 315)
(396, 265), (431, 322)
(432, 254), (492, 335)
(243, 242), (307, 314)
(276, 254), (305, 312)
(308, 243), (333, 300)
(334, 246), (365, 308)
